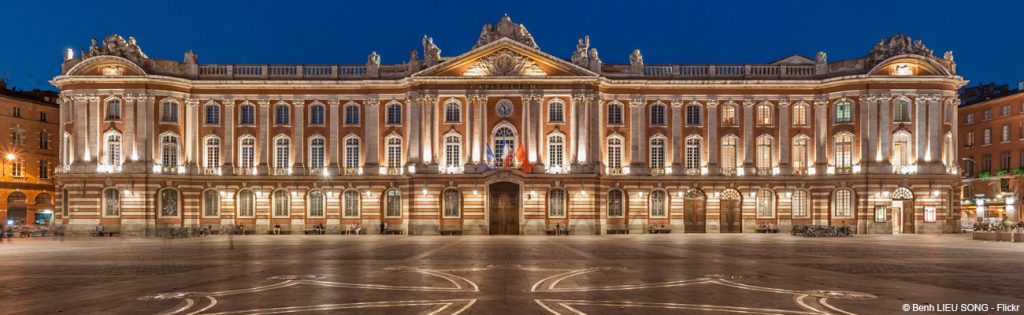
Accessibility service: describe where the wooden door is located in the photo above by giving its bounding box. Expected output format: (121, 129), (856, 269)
(902, 203), (916, 234)
(489, 183), (520, 235)
(683, 199), (706, 233)
(720, 200), (742, 233)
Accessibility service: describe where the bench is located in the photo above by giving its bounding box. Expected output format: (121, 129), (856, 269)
(606, 229), (629, 234)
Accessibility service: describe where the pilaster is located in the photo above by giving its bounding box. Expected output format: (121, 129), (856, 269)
(363, 96), (380, 175)
(778, 99), (791, 175)
(706, 99), (719, 175)
(670, 98), (683, 175)
(258, 99), (270, 174)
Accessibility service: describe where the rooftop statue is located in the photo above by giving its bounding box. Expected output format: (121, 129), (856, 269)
(422, 35), (442, 66)
(473, 15), (539, 49)
(571, 36), (590, 67)
(88, 34), (148, 62)
(868, 33), (934, 64)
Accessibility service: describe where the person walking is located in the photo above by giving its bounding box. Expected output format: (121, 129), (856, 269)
(379, 222), (386, 235)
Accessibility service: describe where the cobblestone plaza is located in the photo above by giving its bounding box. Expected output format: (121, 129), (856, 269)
(1, 234), (1021, 314)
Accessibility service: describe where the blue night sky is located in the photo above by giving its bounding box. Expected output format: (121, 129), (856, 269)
(0, 0), (1019, 90)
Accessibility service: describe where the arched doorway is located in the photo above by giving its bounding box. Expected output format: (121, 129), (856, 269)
(7, 192), (27, 225)
(892, 187), (915, 234)
(683, 188), (706, 233)
(720, 189), (742, 233)
(488, 182), (520, 235)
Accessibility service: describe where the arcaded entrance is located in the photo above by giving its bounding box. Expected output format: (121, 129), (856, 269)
(488, 182), (520, 235)
(683, 188), (706, 233)
(720, 189), (742, 233)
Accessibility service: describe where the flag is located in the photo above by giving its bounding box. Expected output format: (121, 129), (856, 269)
(516, 143), (533, 173)
(503, 143), (514, 167)
(484, 145), (495, 170)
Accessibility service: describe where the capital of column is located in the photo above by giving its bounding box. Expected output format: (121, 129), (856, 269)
(327, 99), (340, 107)
(706, 98), (719, 109)
(222, 99), (235, 107)
(257, 99), (270, 107)
(293, 99), (305, 108)
(186, 98), (200, 107)
(742, 99), (755, 108)
(630, 95), (645, 108)
(670, 97), (684, 108)
(813, 97), (827, 109)
(86, 94), (100, 102)
(778, 97), (791, 108)
(949, 97), (961, 106)
(365, 96), (380, 109)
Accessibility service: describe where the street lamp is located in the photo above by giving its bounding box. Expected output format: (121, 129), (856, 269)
(1, 153), (14, 179)
(961, 157), (975, 177)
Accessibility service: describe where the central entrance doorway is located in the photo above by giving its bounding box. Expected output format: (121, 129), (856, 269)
(719, 189), (742, 233)
(488, 182), (520, 235)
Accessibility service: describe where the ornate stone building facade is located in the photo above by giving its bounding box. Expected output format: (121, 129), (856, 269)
(52, 17), (964, 235)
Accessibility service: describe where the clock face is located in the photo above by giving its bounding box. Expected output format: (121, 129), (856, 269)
(496, 99), (513, 117)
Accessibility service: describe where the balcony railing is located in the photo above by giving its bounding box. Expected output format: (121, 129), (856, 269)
(273, 167), (291, 176)
(439, 165), (464, 174)
(720, 168), (737, 176)
(201, 167), (221, 175)
(756, 168), (773, 176)
(233, 167), (256, 175)
(684, 168), (702, 176)
(791, 167), (808, 175)
(341, 167), (360, 176)
(160, 165), (178, 174)
(835, 167), (853, 175)
(606, 167), (624, 175)
(602, 64), (818, 80)
(650, 167), (667, 176)
(385, 167), (404, 175)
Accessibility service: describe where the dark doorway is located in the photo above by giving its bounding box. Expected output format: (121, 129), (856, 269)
(488, 182), (519, 235)
(719, 190), (742, 233)
(683, 189), (706, 233)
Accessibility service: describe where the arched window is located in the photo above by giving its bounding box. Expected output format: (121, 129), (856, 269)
(607, 103), (623, 125)
(102, 187), (120, 217)
(792, 190), (810, 217)
(386, 103), (402, 125)
(239, 104), (255, 125)
(274, 104), (290, 125)
(756, 189), (775, 218)
(649, 136), (666, 170)
(34, 193), (52, 205)
(105, 98), (121, 121)
(721, 135), (739, 175)
(160, 134), (179, 166)
(205, 104), (220, 125)
(608, 189), (624, 217)
(721, 104), (736, 126)
(443, 189), (461, 217)
(893, 98), (911, 123)
(493, 126), (516, 167)
(792, 103), (808, 125)
(756, 103), (772, 126)
(386, 136), (402, 168)
(203, 190), (219, 217)
(385, 189), (402, 217)
(237, 190), (254, 217)
(548, 133), (565, 170)
(893, 186), (914, 200)
(308, 190), (325, 217)
(685, 136), (702, 172)
(274, 137), (290, 170)
(833, 189), (854, 217)
(310, 104), (325, 125)
(205, 137), (221, 169)
(548, 100), (565, 123)
(792, 136), (809, 173)
(834, 100), (853, 123)
(343, 190), (360, 217)
(273, 190), (289, 217)
(834, 133), (854, 172)
(161, 100), (178, 122)
(344, 104), (359, 125)
(105, 131), (122, 166)
(549, 188), (566, 217)
(239, 136), (256, 169)
(892, 131), (912, 168)
(650, 103), (666, 126)
(344, 136), (360, 169)
(309, 137), (326, 169)
(756, 135), (774, 173)
(445, 100), (461, 123)
(444, 133), (461, 168)
(650, 190), (667, 217)
(606, 136), (623, 171)
(159, 188), (179, 217)
(685, 104), (701, 126)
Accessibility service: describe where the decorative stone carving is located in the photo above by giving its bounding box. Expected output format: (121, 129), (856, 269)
(463, 49), (545, 76)
(630, 49), (644, 66)
(868, 33), (934, 65)
(184, 50), (198, 64)
(422, 36), (442, 66)
(571, 36), (590, 66)
(366, 51), (381, 77)
(815, 51), (827, 64)
(473, 15), (538, 49)
(88, 34), (148, 62)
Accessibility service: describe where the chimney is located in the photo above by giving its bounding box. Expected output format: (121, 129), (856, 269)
(1018, 80), (1024, 91)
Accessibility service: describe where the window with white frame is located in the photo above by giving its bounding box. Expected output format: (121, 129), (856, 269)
(924, 206), (937, 222)
(607, 137), (623, 169)
(274, 104), (290, 125)
(344, 104), (359, 125)
(685, 104), (701, 126)
(161, 100), (178, 122)
(203, 190), (219, 217)
(386, 136), (402, 168)
(493, 126), (516, 167)
(239, 137), (255, 169)
(649, 136), (666, 170)
(548, 133), (564, 168)
(444, 134), (461, 168)
(343, 190), (360, 217)
(685, 136), (701, 171)
(105, 99), (121, 121)
(273, 190), (289, 217)
(11, 159), (22, 178)
(386, 189), (401, 217)
(161, 134), (179, 166)
(894, 98), (911, 122)
(966, 113), (974, 124)
(756, 189), (774, 218)
(237, 190), (254, 217)
(549, 100), (565, 123)
(445, 100), (461, 123)
(308, 190), (324, 217)
(793, 104), (808, 125)
(721, 136), (738, 173)
(310, 104), (325, 125)
(1002, 125), (1010, 142)
(607, 189), (624, 216)
(309, 137), (326, 169)
(607, 103), (623, 125)
(650, 190), (667, 217)
(1003, 105), (1011, 116)
(721, 105), (736, 126)
(105, 132), (122, 166)
(386, 103), (402, 125)
(205, 104), (220, 125)
(983, 109), (992, 120)
(792, 136), (808, 172)
(650, 104), (666, 126)
(38, 160), (48, 179)
(205, 137), (220, 169)
(39, 131), (49, 149)
(834, 100), (852, 123)
(833, 189), (853, 217)
(275, 137), (290, 169)
(792, 190), (809, 217)
(834, 133), (853, 170)
(443, 189), (461, 217)
(103, 188), (120, 216)
(756, 104), (772, 125)
(983, 128), (991, 145)
(756, 136), (773, 171)
(10, 127), (23, 147)
(344, 137), (360, 169)
(240, 104), (255, 125)
(549, 188), (566, 217)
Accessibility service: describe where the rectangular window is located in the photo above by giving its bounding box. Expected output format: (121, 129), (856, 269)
(39, 132), (49, 149)
(38, 160), (49, 179)
(12, 159), (23, 177)
(923, 207), (937, 223)
(1003, 105), (1011, 116)
(549, 103), (565, 123)
(12, 107), (21, 118)
(966, 131), (974, 147)
(607, 142), (622, 169)
(966, 113), (974, 124)
(983, 128), (991, 145)
(1002, 152), (1011, 170)
(983, 109), (992, 120)
(39, 112), (47, 122)
(874, 206), (887, 223)
(792, 190), (809, 217)
(983, 154), (992, 171)
(1003, 125), (1011, 142)
(275, 142), (289, 169)
(834, 190), (853, 217)
(685, 106), (700, 126)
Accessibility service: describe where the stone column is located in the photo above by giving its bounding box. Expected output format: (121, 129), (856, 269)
(878, 95), (891, 167)
(469, 93), (483, 163)
(670, 99), (683, 174)
(186, 98), (199, 170)
(742, 100), (754, 172)
(328, 99), (340, 171)
(258, 99), (270, 174)
(533, 93), (544, 170)
(578, 93), (590, 164)
(429, 95), (440, 165)
(778, 99), (791, 174)
(914, 95), (927, 164)
(58, 95), (68, 167)
(142, 96), (154, 165)
(859, 95), (873, 167)
(87, 95), (99, 164)
(408, 96), (422, 166)
(72, 95), (88, 164)
(292, 99), (305, 173)
(629, 96), (647, 174)
(590, 95), (602, 169)
(707, 99), (719, 174)
(950, 97), (960, 166)
(223, 100), (235, 172)
(523, 93), (533, 163)
(364, 96), (380, 175)
(124, 95), (136, 162)
(569, 94), (579, 164)
(813, 99), (827, 173)
(927, 94), (942, 166)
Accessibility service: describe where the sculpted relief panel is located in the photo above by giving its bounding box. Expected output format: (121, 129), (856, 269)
(464, 49), (546, 77)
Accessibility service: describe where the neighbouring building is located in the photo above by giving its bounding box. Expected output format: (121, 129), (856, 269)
(52, 17), (964, 236)
(0, 81), (60, 227)
(958, 82), (1024, 227)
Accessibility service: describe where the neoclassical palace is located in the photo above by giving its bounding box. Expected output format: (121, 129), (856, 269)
(52, 16), (965, 235)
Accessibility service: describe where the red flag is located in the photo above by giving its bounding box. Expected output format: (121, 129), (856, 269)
(502, 143), (514, 167)
(516, 144), (533, 173)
